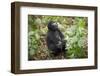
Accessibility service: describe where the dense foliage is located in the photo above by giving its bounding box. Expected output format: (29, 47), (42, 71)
(28, 15), (88, 60)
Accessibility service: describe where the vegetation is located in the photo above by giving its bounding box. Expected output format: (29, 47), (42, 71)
(28, 15), (88, 60)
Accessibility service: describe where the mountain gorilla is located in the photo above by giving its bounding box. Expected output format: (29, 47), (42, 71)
(46, 21), (66, 57)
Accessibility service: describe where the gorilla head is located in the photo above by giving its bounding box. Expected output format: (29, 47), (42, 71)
(48, 21), (58, 31)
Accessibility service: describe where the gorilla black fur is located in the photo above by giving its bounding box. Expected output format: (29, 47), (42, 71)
(46, 21), (66, 56)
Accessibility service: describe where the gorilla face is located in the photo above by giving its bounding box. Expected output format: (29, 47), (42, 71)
(48, 21), (58, 31)
(51, 22), (58, 30)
